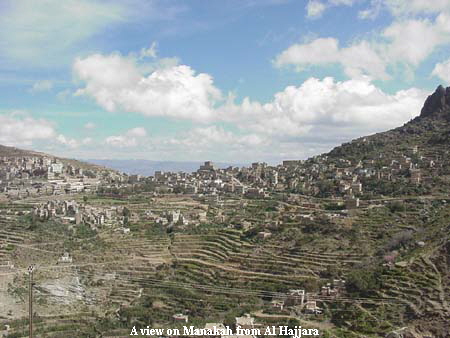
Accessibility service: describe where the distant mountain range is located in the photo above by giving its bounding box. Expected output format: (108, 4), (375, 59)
(84, 159), (247, 176)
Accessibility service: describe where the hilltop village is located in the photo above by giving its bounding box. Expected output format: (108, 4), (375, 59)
(3, 137), (446, 205)
(2, 144), (442, 236)
(0, 155), (124, 200)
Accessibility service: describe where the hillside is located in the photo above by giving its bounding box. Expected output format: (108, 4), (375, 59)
(328, 85), (450, 165)
(301, 85), (450, 336)
(0, 144), (114, 173)
(0, 145), (43, 157)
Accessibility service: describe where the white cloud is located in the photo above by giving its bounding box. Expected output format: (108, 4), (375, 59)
(277, 10), (450, 81)
(68, 40), (434, 162)
(84, 122), (96, 130)
(0, 113), (94, 152)
(57, 89), (72, 101)
(383, 0), (450, 16)
(306, 0), (357, 18)
(359, 0), (450, 20)
(72, 46), (428, 159)
(105, 127), (148, 148)
(0, 114), (56, 146)
(169, 126), (266, 149)
(275, 37), (339, 65)
(82, 137), (93, 145)
(17, 76), (427, 163)
(382, 17), (450, 67)
(222, 77), (427, 140)
(431, 59), (450, 83)
(57, 134), (79, 149)
(127, 127), (147, 137)
(74, 52), (222, 122)
(105, 135), (138, 148)
(358, 0), (383, 19)
(274, 38), (388, 80)
(306, 1), (327, 18)
(140, 42), (158, 59)
(30, 80), (53, 93)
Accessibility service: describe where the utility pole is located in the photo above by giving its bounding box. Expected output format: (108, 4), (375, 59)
(28, 265), (34, 338)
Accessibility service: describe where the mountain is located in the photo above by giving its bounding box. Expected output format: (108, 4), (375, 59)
(85, 159), (246, 176)
(327, 85), (450, 162)
(320, 86), (450, 336)
(419, 84), (450, 118)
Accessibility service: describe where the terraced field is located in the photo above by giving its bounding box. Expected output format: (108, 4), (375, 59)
(1, 196), (449, 337)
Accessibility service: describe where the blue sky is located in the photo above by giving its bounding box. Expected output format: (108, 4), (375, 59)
(1, 0), (450, 163)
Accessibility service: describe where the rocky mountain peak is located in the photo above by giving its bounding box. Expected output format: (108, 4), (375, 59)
(420, 85), (450, 117)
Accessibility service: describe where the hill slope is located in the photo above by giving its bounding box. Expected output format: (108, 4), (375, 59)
(0, 144), (114, 173)
(328, 85), (450, 162)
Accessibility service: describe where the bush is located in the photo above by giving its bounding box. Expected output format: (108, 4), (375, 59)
(324, 203), (345, 211)
(346, 266), (383, 297)
(388, 201), (406, 213)
(385, 230), (413, 251)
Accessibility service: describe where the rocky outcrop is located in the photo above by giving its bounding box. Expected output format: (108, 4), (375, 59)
(420, 85), (450, 117)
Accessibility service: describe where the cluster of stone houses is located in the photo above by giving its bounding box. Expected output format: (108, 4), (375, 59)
(33, 200), (128, 229)
(172, 281), (346, 329)
(32, 198), (209, 233)
(0, 155), (125, 200)
(137, 141), (443, 207)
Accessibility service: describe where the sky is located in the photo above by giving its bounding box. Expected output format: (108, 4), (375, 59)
(1, 0), (450, 164)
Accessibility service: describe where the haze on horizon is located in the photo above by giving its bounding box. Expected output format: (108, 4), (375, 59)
(1, 0), (450, 163)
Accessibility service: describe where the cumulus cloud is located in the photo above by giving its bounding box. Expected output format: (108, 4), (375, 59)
(0, 114), (56, 146)
(17, 76), (426, 162)
(69, 42), (432, 162)
(74, 52), (222, 122)
(81, 137), (93, 145)
(381, 0), (450, 17)
(30, 80), (53, 93)
(305, 0), (357, 18)
(319, 0), (450, 20)
(105, 127), (148, 148)
(168, 126), (266, 149)
(431, 59), (450, 83)
(126, 127), (147, 137)
(73, 47), (428, 156)
(382, 17), (450, 67)
(306, 1), (327, 18)
(274, 38), (388, 80)
(222, 77), (427, 140)
(277, 10), (450, 80)
(105, 135), (138, 148)
(57, 134), (79, 149)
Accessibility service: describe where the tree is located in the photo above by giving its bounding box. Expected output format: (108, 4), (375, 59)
(123, 207), (131, 217)
(388, 201), (406, 213)
(346, 266), (383, 297)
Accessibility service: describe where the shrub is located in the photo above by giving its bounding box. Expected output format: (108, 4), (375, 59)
(388, 201), (406, 213)
(346, 266), (383, 297)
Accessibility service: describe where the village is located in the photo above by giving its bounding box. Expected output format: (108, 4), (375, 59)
(0, 155), (125, 200)
(2, 136), (446, 209)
